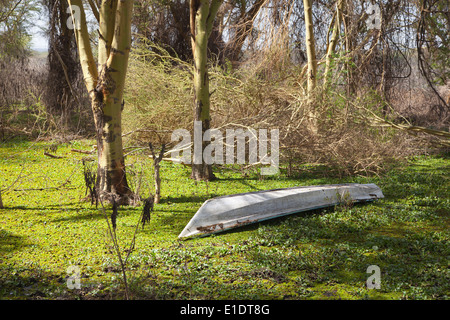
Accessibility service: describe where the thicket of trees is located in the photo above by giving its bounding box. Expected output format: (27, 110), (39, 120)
(0, 0), (449, 203)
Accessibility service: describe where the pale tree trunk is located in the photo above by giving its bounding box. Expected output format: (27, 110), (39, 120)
(149, 143), (165, 204)
(303, 0), (318, 132)
(190, 0), (222, 181)
(341, 0), (356, 96)
(68, 0), (133, 204)
(303, 0), (317, 95)
(324, 0), (343, 88)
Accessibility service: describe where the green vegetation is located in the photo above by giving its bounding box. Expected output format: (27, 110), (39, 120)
(0, 138), (448, 300)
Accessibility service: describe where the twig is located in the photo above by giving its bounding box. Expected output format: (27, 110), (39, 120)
(13, 186), (77, 191)
(1, 166), (25, 193)
(86, 0), (99, 22)
(336, 92), (450, 146)
(0, 0), (23, 24)
(98, 196), (130, 300)
(53, 49), (82, 107)
(71, 149), (94, 154)
(12, 166), (77, 192)
(125, 196), (153, 265)
(122, 129), (172, 138)
(98, 194), (153, 300)
(0, 164), (23, 209)
(148, 155), (192, 166)
(123, 147), (148, 157)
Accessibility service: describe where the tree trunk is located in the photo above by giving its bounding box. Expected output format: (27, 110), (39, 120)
(303, 0), (318, 133)
(46, 0), (79, 116)
(190, 0), (222, 181)
(149, 143), (165, 204)
(341, 0), (357, 96)
(324, 0), (343, 88)
(303, 0), (317, 95)
(154, 163), (161, 204)
(68, 0), (133, 204)
(92, 96), (131, 204)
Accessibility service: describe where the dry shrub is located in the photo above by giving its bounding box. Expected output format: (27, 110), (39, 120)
(0, 57), (47, 139)
(122, 43), (429, 177)
(389, 86), (450, 130)
(283, 97), (417, 176)
(123, 43), (193, 145)
(0, 53), (93, 141)
(210, 51), (419, 176)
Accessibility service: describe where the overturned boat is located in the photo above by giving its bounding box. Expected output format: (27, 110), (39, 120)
(178, 183), (384, 239)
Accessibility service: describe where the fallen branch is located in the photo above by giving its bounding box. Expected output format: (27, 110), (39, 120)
(122, 129), (172, 138)
(148, 155), (192, 166)
(123, 147), (149, 157)
(71, 149), (94, 155)
(13, 186), (77, 191)
(43, 152), (65, 159)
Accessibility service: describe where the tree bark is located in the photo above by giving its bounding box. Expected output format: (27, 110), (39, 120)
(46, 0), (79, 115)
(68, 0), (133, 204)
(303, 0), (317, 95)
(324, 0), (343, 88)
(149, 143), (165, 204)
(341, 0), (357, 96)
(190, 0), (222, 181)
(303, 0), (318, 133)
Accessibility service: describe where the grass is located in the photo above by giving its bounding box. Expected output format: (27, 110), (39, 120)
(0, 138), (448, 300)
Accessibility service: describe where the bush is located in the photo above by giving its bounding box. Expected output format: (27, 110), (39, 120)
(122, 43), (430, 176)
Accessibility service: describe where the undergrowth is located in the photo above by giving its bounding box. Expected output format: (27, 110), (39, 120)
(0, 139), (448, 300)
(122, 43), (431, 178)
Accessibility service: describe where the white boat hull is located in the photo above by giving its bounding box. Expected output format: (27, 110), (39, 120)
(178, 183), (384, 239)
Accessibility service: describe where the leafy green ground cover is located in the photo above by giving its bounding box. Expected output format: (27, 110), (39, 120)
(0, 139), (448, 299)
